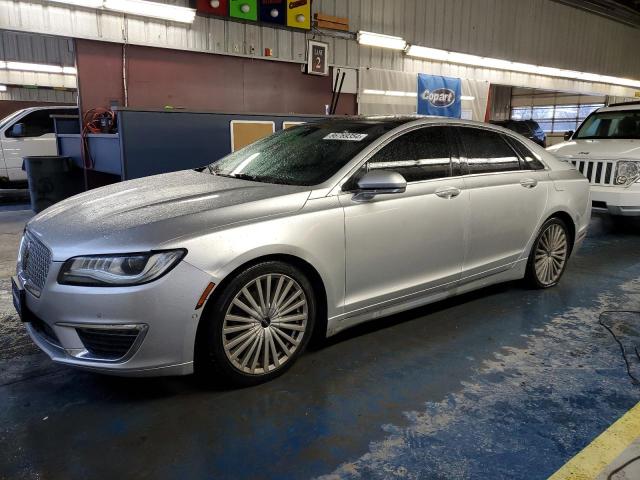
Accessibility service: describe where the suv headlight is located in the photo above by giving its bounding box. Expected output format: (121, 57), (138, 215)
(58, 250), (186, 286)
(616, 161), (640, 185)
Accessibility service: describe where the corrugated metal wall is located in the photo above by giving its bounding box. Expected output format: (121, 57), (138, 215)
(0, 85), (76, 102)
(0, 30), (75, 65)
(2, 0), (640, 78)
(0, 30), (77, 88)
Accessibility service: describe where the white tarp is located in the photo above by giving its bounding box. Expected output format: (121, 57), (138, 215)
(359, 68), (490, 122)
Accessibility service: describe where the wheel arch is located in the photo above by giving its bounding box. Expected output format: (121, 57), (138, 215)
(546, 210), (576, 254)
(194, 253), (329, 358)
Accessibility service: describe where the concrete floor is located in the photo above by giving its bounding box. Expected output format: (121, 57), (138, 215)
(1, 206), (639, 480)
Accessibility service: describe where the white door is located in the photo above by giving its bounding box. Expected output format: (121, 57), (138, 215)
(339, 126), (468, 314)
(456, 127), (549, 280)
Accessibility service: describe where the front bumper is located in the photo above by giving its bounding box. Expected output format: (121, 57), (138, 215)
(21, 260), (214, 377)
(590, 184), (640, 216)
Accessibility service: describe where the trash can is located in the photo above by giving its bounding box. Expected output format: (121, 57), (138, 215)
(23, 156), (84, 213)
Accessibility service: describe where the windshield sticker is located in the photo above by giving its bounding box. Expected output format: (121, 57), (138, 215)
(323, 132), (369, 141)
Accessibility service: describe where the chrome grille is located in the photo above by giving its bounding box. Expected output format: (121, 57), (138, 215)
(569, 159), (616, 186)
(20, 232), (51, 296)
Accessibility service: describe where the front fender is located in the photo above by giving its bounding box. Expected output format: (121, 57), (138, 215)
(177, 197), (346, 321)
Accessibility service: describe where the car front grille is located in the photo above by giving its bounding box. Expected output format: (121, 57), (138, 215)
(19, 232), (52, 296)
(569, 159), (616, 186)
(76, 327), (143, 361)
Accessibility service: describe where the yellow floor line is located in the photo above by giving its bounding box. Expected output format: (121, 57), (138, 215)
(548, 401), (640, 480)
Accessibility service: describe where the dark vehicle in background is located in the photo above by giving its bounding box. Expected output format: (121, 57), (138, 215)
(490, 120), (547, 147)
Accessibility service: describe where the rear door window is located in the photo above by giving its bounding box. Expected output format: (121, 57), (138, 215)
(507, 137), (545, 170)
(457, 127), (522, 174)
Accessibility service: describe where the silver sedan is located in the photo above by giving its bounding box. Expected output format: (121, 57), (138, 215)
(13, 117), (590, 385)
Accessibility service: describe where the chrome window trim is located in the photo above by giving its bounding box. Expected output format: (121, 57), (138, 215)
(460, 169), (543, 180)
(330, 121), (550, 197)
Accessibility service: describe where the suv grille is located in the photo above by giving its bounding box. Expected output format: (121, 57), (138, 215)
(19, 232), (52, 296)
(76, 327), (142, 360)
(569, 159), (616, 186)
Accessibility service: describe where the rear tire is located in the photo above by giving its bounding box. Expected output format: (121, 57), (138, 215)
(525, 217), (571, 289)
(195, 261), (316, 387)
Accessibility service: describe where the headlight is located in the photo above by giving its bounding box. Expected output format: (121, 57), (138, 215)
(615, 161), (640, 185)
(58, 250), (186, 286)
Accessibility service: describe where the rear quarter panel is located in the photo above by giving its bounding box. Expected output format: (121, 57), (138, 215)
(547, 167), (591, 244)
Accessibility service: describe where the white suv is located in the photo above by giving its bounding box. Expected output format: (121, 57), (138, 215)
(548, 103), (640, 216)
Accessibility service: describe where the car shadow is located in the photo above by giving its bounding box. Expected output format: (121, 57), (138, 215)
(312, 280), (520, 350)
(92, 280), (526, 396)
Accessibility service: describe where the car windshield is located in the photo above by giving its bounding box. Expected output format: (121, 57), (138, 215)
(208, 120), (399, 186)
(0, 109), (25, 131)
(574, 110), (640, 139)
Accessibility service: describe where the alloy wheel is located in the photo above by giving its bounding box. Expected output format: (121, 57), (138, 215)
(222, 274), (308, 375)
(534, 223), (568, 286)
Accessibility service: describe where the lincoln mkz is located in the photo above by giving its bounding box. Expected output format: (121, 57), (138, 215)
(13, 117), (590, 385)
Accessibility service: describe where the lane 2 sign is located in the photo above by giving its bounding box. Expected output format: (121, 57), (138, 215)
(417, 74), (462, 118)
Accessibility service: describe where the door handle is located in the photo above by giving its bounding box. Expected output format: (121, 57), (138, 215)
(520, 178), (538, 189)
(435, 186), (461, 199)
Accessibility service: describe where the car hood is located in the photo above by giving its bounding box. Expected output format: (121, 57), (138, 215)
(27, 170), (311, 260)
(547, 139), (640, 160)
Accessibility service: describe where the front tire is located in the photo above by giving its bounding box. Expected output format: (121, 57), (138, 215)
(525, 217), (571, 289)
(196, 261), (316, 386)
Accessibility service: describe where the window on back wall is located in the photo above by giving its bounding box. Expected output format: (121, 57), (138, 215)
(511, 103), (603, 134)
(509, 88), (604, 134)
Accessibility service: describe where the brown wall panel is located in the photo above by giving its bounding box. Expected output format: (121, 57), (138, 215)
(75, 40), (126, 116)
(126, 46), (245, 111)
(75, 39), (356, 117)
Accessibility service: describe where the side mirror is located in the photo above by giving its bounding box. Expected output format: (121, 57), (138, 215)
(9, 123), (26, 137)
(564, 130), (574, 141)
(353, 170), (407, 201)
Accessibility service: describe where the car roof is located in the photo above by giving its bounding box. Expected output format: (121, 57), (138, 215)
(597, 103), (640, 113)
(308, 115), (536, 147)
(490, 119), (525, 124)
(316, 115), (510, 130)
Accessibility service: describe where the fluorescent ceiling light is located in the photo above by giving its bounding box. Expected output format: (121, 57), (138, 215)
(7, 61), (62, 73)
(104, 0), (195, 23)
(385, 90), (407, 97)
(2, 61), (77, 75)
(405, 44), (640, 89)
(47, 0), (196, 23)
(48, 0), (103, 7)
(363, 89), (418, 98)
(0, 85), (7, 92)
(357, 31), (407, 51)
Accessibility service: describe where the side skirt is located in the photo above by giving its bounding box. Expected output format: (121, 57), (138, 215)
(327, 259), (527, 337)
